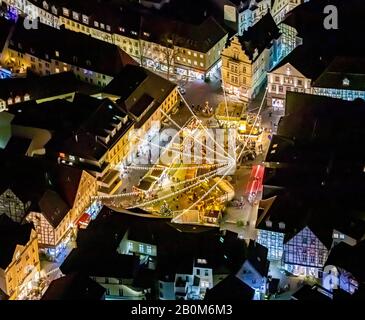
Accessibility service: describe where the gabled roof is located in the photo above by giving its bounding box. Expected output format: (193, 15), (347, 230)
(325, 241), (365, 282)
(246, 240), (269, 277)
(204, 275), (254, 301)
(0, 215), (34, 269)
(270, 44), (329, 79)
(235, 13), (280, 61)
(0, 152), (83, 228)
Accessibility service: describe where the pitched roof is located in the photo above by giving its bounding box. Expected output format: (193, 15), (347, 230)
(246, 240), (269, 277)
(235, 13), (280, 61)
(9, 94), (134, 162)
(9, 17), (136, 77)
(0, 72), (99, 102)
(204, 275), (254, 301)
(292, 284), (332, 301)
(325, 241), (365, 282)
(0, 215), (34, 269)
(60, 247), (139, 278)
(41, 272), (105, 300)
(270, 44), (329, 79)
(104, 64), (176, 126)
(0, 152), (83, 228)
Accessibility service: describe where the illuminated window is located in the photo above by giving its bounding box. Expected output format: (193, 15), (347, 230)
(343, 78), (350, 87)
(72, 11), (79, 20)
(62, 8), (69, 16)
(139, 244), (144, 253)
(55, 50), (59, 57)
(188, 51), (191, 55)
(55, 68), (60, 73)
(200, 63), (204, 67)
(200, 54), (204, 59)
(82, 15), (89, 25)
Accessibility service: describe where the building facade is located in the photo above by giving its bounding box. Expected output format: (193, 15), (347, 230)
(284, 227), (329, 278)
(221, 14), (280, 101)
(2, 0), (228, 80)
(0, 218), (40, 300)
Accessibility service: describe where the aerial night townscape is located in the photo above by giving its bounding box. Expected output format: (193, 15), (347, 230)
(0, 0), (365, 309)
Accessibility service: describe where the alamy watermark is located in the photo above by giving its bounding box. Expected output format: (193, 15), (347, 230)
(126, 121), (237, 169)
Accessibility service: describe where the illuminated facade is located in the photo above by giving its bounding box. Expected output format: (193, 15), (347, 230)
(221, 14), (280, 101)
(0, 189), (28, 223)
(284, 227), (329, 278)
(271, 0), (304, 25)
(26, 170), (97, 258)
(2, 0), (228, 80)
(0, 18), (134, 88)
(256, 229), (284, 261)
(0, 217), (40, 300)
(267, 62), (311, 112)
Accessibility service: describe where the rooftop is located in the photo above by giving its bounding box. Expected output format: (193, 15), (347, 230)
(0, 215), (34, 270)
(0, 72), (99, 102)
(204, 275), (254, 301)
(8, 17), (136, 76)
(41, 272), (105, 300)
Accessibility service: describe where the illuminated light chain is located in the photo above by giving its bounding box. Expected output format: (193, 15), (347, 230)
(97, 162), (230, 203)
(133, 133), (221, 164)
(122, 162), (227, 171)
(178, 91), (235, 161)
(125, 169), (223, 210)
(101, 118), (212, 202)
(174, 88), (269, 221)
(160, 108), (234, 162)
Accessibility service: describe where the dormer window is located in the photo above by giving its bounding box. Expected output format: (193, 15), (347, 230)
(82, 15), (89, 24)
(43, 1), (49, 10)
(343, 77), (350, 87)
(94, 21), (99, 28)
(278, 222), (285, 230)
(119, 27), (125, 32)
(63, 8), (69, 17)
(55, 50), (59, 57)
(265, 220), (272, 227)
(72, 11), (79, 21)
(24, 94), (30, 101)
(143, 32), (150, 37)
(106, 25), (111, 31)
(131, 31), (138, 36)
(100, 23), (105, 29)
(86, 60), (91, 66)
(51, 6), (57, 15)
